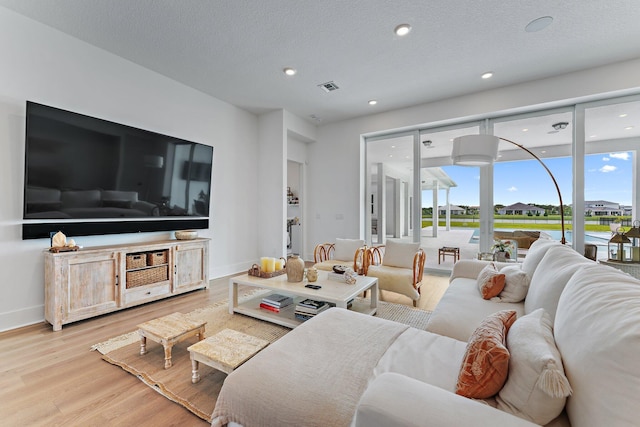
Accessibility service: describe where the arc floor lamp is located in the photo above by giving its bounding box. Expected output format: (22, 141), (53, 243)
(451, 134), (566, 245)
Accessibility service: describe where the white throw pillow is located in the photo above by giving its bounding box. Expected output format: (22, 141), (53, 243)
(492, 265), (530, 303)
(382, 239), (420, 269)
(520, 239), (559, 278)
(333, 238), (364, 262)
(497, 309), (571, 425)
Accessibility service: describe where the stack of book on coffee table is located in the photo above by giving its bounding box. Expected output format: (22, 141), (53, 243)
(259, 293), (293, 313)
(294, 298), (330, 321)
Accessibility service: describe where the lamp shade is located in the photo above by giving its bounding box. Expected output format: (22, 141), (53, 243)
(451, 135), (499, 166)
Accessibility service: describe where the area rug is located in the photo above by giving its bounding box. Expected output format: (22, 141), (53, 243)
(94, 294), (431, 422)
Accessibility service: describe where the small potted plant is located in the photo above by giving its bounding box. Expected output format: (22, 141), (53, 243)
(492, 239), (511, 262)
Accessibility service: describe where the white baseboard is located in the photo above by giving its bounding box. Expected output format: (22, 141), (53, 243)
(0, 304), (45, 333)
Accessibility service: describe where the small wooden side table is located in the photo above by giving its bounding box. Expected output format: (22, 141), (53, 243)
(187, 329), (269, 383)
(137, 312), (206, 369)
(439, 246), (460, 264)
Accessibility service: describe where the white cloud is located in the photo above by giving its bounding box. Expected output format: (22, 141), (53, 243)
(609, 152), (630, 161)
(508, 186), (518, 192)
(602, 156), (610, 161)
(600, 165), (617, 173)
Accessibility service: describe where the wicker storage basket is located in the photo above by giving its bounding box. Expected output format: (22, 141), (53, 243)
(147, 250), (168, 266)
(126, 265), (168, 288)
(126, 253), (147, 269)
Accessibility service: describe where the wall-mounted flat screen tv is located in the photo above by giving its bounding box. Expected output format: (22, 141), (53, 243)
(22, 101), (213, 239)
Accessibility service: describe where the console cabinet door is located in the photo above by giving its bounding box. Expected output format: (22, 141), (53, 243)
(173, 242), (208, 292)
(64, 252), (119, 322)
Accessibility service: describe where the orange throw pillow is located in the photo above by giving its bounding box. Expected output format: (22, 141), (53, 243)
(477, 262), (506, 299)
(456, 310), (517, 399)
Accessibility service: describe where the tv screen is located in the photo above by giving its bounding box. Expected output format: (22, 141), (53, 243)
(22, 102), (213, 239)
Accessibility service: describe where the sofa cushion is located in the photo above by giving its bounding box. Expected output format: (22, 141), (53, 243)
(456, 310), (517, 399)
(493, 265), (530, 303)
(554, 264), (640, 427)
(382, 239), (420, 269)
(374, 328), (467, 392)
(521, 239), (560, 278)
(426, 278), (525, 342)
(496, 309), (571, 425)
(524, 245), (593, 322)
(333, 238), (364, 262)
(477, 263), (506, 299)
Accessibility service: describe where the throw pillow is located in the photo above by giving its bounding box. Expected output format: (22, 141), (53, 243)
(477, 263), (506, 299)
(492, 265), (530, 303)
(381, 239), (420, 269)
(496, 308), (572, 425)
(456, 310), (517, 399)
(333, 238), (364, 262)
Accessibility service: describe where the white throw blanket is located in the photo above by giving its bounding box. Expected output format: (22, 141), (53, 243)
(211, 308), (409, 427)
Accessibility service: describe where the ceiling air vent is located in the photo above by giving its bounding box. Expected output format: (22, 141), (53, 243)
(318, 81), (339, 93)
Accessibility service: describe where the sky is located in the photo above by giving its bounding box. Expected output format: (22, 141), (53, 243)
(424, 152), (633, 208)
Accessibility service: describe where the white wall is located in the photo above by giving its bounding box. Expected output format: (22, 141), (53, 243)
(308, 59), (640, 251)
(0, 8), (260, 331)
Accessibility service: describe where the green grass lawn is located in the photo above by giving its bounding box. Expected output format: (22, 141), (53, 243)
(421, 218), (611, 232)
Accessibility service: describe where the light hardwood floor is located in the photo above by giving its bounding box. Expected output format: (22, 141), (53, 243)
(0, 272), (449, 426)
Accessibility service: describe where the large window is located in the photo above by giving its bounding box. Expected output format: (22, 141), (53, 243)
(363, 94), (640, 261)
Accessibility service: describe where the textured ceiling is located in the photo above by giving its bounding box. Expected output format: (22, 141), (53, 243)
(2, 0), (640, 124)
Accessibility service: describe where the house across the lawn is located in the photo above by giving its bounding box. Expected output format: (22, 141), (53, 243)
(497, 202), (545, 216)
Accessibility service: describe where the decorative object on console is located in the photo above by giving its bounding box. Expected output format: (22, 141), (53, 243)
(608, 228), (631, 262)
(624, 220), (640, 262)
(175, 230), (198, 240)
(285, 254), (305, 282)
(452, 135), (566, 245)
(48, 230), (79, 252)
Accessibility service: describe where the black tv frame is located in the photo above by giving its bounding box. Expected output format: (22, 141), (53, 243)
(21, 101), (213, 240)
(22, 218), (208, 240)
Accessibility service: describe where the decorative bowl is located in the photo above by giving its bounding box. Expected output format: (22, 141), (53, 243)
(175, 230), (198, 240)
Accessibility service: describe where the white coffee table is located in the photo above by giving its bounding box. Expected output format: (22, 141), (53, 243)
(229, 271), (378, 328)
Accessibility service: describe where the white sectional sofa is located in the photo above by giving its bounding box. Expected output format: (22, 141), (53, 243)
(211, 239), (640, 427)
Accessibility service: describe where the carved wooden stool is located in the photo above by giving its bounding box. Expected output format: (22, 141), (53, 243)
(137, 312), (206, 369)
(187, 329), (269, 383)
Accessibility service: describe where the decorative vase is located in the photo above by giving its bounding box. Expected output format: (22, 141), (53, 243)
(306, 267), (318, 282)
(286, 254), (305, 282)
(494, 251), (508, 262)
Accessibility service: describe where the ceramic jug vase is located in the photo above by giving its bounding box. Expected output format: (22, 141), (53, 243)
(286, 254), (305, 282)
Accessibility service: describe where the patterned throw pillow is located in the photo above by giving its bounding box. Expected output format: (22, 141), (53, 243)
(456, 310), (517, 399)
(477, 262), (506, 299)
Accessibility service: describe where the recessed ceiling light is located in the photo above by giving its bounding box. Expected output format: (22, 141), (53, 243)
(590, 134), (597, 138)
(625, 126), (634, 130)
(481, 72), (493, 79)
(388, 154), (393, 158)
(391, 145), (396, 148)
(522, 128), (529, 132)
(283, 67), (297, 76)
(368, 100), (378, 105)
(619, 113), (628, 118)
(525, 16), (553, 33)
(394, 24), (411, 36)
(541, 150), (547, 154)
